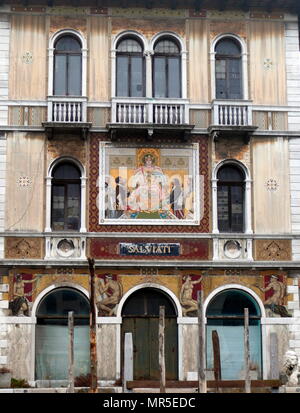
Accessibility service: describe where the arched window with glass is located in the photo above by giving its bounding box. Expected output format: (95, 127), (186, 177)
(217, 164), (245, 233)
(153, 37), (181, 98)
(116, 37), (145, 97)
(206, 289), (262, 380)
(51, 162), (81, 231)
(215, 37), (242, 100)
(35, 288), (90, 382)
(53, 35), (82, 96)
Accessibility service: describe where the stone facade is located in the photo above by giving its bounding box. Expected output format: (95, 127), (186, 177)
(0, 0), (300, 392)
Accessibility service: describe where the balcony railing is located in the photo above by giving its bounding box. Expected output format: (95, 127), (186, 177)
(47, 97), (87, 123)
(112, 98), (189, 125)
(212, 100), (253, 127)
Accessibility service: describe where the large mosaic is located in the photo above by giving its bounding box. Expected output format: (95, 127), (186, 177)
(99, 143), (200, 225)
(89, 134), (210, 232)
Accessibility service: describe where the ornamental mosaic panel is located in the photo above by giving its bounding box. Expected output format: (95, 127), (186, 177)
(99, 143), (200, 225)
(5, 237), (44, 259)
(254, 239), (291, 261)
(89, 134), (209, 233)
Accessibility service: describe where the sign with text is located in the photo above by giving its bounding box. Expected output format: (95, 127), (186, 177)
(120, 243), (180, 256)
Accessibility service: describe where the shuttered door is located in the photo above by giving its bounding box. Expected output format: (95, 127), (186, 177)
(122, 316), (178, 380)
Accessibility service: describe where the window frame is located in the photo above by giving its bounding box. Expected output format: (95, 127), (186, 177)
(212, 160), (252, 235)
(152, 37), (182, 99)
(48, 29), (87, 99)
(211, 34), (248, 101)
(51, 163), (81, 232)
(116, 37), (145, 98)
(215, 38), (243, 100)
(53, 35), (82, 96)
(217, 165), (245, 233)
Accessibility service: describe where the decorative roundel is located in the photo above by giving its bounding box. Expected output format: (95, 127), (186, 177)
(22, 51), (33, 64)
(266, 178), (279, 191)
(57, 239), (75, 258)
(224, 240), (242, 259)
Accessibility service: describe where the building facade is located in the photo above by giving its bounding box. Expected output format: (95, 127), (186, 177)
(0, 0), (300, 390)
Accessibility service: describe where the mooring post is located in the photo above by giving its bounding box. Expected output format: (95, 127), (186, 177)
(159, 305), (166, 393)
(212, 330), (221, 392)
(197, 290), (207, 393)
(68, 311), (74, 393)
(244, 307), (251, 393)
(88, 257), (98, 393)
(123, 332), (133, 393)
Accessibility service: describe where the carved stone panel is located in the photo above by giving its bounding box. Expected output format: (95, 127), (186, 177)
(254, 240), (291, 261)
(5, 237), (44, 259)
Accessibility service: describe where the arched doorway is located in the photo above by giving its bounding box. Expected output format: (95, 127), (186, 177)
(206, 288), (262, 380)
(121, 288), (178, 380)
(35, 287), (90, 381)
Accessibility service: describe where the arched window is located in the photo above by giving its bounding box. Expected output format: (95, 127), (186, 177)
(51, 162), (81, 231)
(217, 165), (245, 232)
(206, 289), (262, 380)
(54, 35), (82, 96)
(116, 37), (145, 97)
(35, 287), (90, 381)
(153, 38), (181, 98)
(215, 38), (242, 99)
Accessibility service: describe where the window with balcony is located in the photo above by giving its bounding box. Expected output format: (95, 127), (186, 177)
(51, 162), (81, 231)
(54, 35), (82, 96)
(215, 38), (242, 100)
(217, 164), (245, 233)
(116, 37), (145, 97)
(153, 38), (181, 98)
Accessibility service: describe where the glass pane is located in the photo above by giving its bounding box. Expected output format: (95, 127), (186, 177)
(66, 183), (80, 230)
(217, 166), (244, 182)
(35, 325), (90, 380)
(154, 39), (179, 54)
(206, 290), (261, 317)
(37, 288), (90, 317)
(55, 36), (81, 52)
(52, 185), (65, 231)
(53, 163), (81, 180)
(117, 38), (142, 52)
(168, 57), (180, 98)
(206, 325), (262, 380)
(68, 55), (81, 96)
(228, 58), (242, 99)
(217, 185), (229, 232)
(215, 39), (241, 56)
(131, 56), (144, 97)
(231, 185), (243, 232)
(154, 57), (166, 98)
(117, 55), (129, 96)
(54, 55), (66, 95)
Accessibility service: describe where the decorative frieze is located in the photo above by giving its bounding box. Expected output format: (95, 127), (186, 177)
(254, 240), (291, 261)
(5, 237), (44, 259)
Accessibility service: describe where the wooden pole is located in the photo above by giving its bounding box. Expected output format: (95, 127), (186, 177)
(212, 330), (221, 392)
(88, 257), (98, 393)
(244, 307), (251, 393)
(68, 311), (74, 393)
(123, 332), (133, 393)
(159, 305), (166, 393)
(197, 289), (207, 393)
